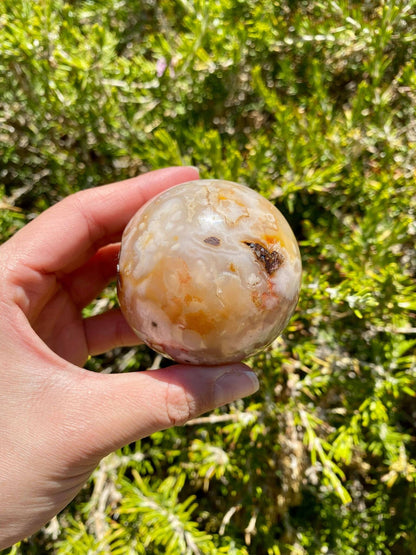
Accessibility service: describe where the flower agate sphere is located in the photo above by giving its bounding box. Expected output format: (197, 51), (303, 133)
(118, 179), (302, 365)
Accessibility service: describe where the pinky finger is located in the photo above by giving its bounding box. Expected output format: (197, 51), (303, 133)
(84, 309), (141, 357)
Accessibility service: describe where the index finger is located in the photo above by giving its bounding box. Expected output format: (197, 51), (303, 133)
(9, 167), (199, 274)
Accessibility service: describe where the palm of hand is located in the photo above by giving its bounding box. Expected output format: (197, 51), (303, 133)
(26, 243), (126, 367)
(31, 273), (90, 366)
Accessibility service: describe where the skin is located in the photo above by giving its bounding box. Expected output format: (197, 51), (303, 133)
(0, 167), (259, 549)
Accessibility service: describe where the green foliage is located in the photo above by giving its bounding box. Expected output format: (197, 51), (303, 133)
(1, 0), (416, 553)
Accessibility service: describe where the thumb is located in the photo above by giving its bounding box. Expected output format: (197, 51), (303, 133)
(75, 364), (259, 459)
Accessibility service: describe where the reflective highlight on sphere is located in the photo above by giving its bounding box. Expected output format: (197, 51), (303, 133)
(118, 179), (302, 365)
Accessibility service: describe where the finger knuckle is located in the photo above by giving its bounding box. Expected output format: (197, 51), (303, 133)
(164, 382), (194, 427)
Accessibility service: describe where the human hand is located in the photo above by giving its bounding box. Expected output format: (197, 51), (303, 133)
(0, 167), (259, 549)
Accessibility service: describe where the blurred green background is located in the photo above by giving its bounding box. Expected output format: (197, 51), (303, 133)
(1, 1), (416, 553)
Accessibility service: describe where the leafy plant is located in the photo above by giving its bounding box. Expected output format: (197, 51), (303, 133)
(1, 0), (415, 553)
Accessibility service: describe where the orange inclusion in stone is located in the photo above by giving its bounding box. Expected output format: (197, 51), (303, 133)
(262, 233), (286, 251)
(184, 293), (203, 305)
(184, 310), (218, 336)
(143, 257), (191, 322)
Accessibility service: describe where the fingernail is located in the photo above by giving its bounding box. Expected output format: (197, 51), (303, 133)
(214, 370), (259, 407)
(187, 165), (200, 175)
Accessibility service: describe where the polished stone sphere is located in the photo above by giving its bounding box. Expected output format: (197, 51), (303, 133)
(118, 179), (302, 365)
